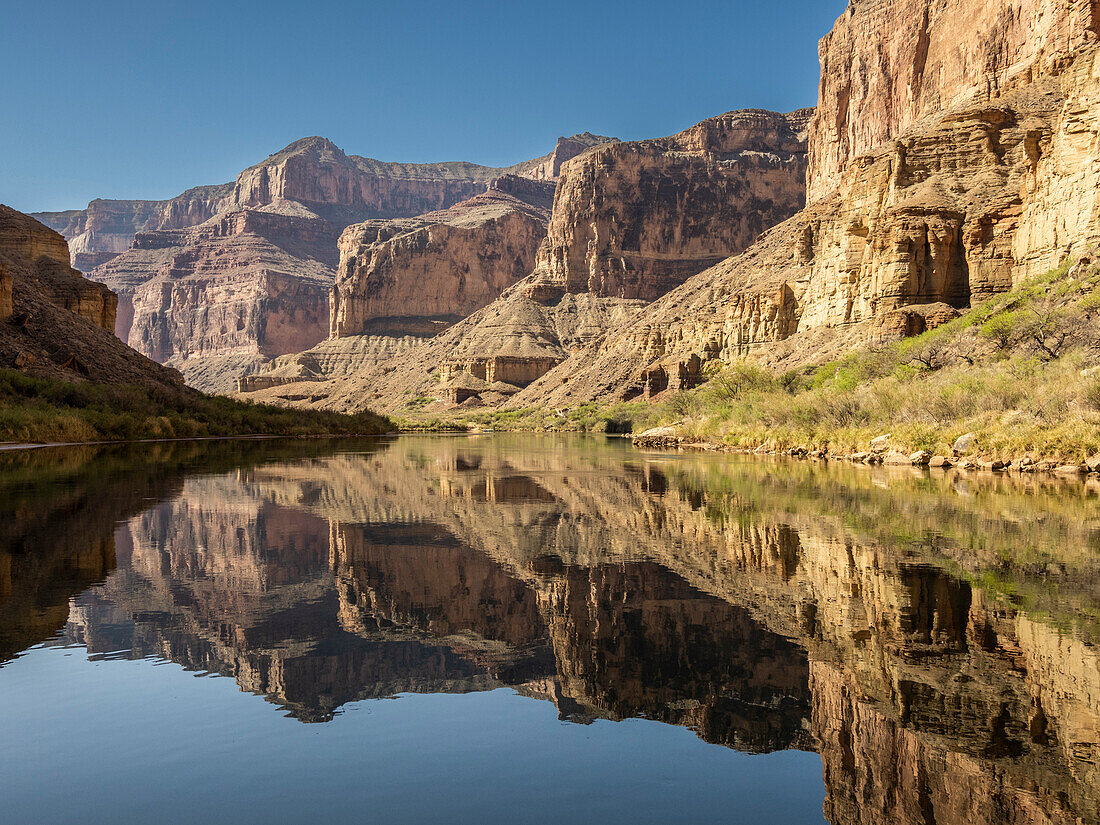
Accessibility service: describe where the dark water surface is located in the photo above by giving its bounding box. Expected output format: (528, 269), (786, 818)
(0, 435), (1097, 825)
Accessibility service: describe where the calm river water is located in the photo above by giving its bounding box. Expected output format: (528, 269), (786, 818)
(0, 435), (1097, 824)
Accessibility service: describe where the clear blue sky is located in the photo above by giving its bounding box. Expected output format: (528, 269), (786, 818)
(1, 0), (848, 212)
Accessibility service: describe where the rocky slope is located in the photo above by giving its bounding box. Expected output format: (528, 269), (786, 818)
(492, 0), (1100, 408)
(239, 109), (811, 410)
(0, 204), (187, 393)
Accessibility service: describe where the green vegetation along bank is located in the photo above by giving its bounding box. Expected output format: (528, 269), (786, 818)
(0, 370), (392, 444)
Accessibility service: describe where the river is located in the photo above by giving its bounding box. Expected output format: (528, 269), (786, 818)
(1, 435), (1097, 824)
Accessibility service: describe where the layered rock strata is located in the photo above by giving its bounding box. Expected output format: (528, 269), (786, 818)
(33, 134), (612, 273)
(236, 179), (558, 395)
(238, 110), (811, 410)
(36, 135), (610, 394)
(329, 179), (554, 338)
(808, 0), (1100, 200)
(31, 185), (233, 271)
(530, 108), (812, 302)
(91, 209), (340, 392)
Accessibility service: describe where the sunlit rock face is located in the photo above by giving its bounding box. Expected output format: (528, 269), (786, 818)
(268, 110), (811, 412)
(808, 0), (1098, 201)
(31, 135), (611, 395)
(532, 109), (811, 302)
(92, 209), (340, 392)
(0, 205), (115, 331)
(329, 182), (554, 339)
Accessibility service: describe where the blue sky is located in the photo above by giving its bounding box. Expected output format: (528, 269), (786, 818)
(1, 0), (848, 212)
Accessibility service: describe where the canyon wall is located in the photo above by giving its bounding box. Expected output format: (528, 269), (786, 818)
(34, 134), (609, 394)
(91, 208), (339, 392)
(32, 186), (234, 271)
(33, 134), (612, 273)
(239, 109), (811, 410)
(329, 180), (554, 338)
(499, 0), (1100, 407)
(808, 0), (1100, 200)
(531, 108), (812, 302)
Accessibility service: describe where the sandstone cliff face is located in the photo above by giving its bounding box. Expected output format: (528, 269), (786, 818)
(530, 109), (811, 302)
(1, 202), (120, 336)
(330, 182), (553, 338)
(515, 133), (620, 181)
(231, 137), (490, 223)
(90, 209), (338, 392)
(808, 0), (1100, 200)
(32, 187), (234, 271)
(33, 134), (611, 394)
(242, 110), (810, 410)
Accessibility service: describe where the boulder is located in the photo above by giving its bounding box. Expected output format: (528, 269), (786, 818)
(909, 450), (932, 466)
(928, 455), (952, 468)
(952, 433), (977, 456)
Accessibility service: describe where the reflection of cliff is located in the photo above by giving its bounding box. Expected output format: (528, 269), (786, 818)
(5, 436), (1098, 823)
(64, 482), (813, 742)
(0, 439), (390, 666)
(539, 561), (811, 752)
(239, 437), (1099, 824)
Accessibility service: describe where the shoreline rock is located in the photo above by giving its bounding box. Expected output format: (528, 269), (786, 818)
(630, 427), (1100, 482)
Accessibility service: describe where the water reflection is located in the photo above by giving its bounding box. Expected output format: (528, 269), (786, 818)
(1, 435), (1097, 825)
